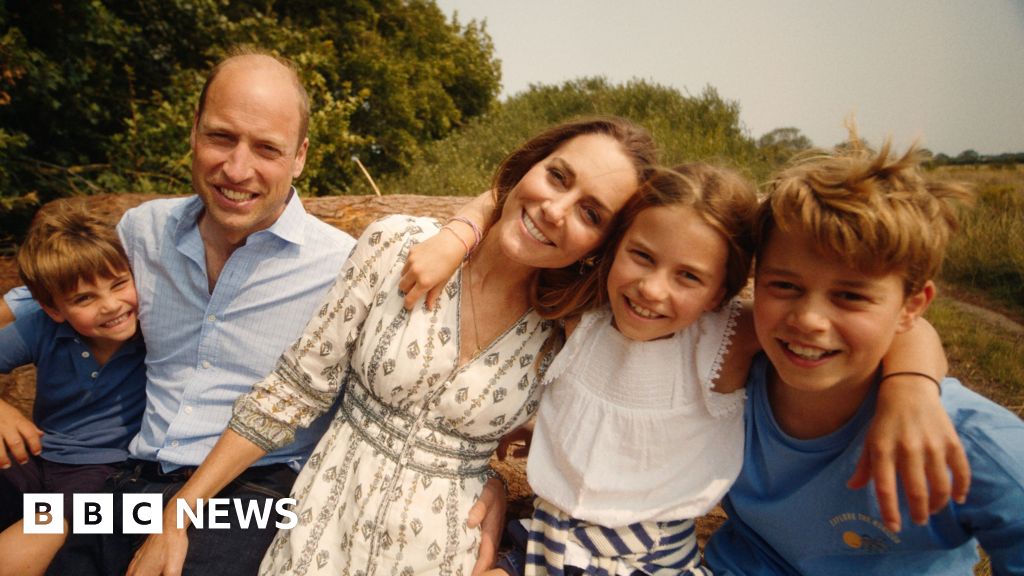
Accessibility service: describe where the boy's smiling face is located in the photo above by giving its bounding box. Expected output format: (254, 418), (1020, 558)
(41, 269), (139, 352)
(753, 228), (931, 395)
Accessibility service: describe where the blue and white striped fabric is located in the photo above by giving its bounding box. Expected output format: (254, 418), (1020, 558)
(118, 192), (355, 471)
(526, 498), (711, 576)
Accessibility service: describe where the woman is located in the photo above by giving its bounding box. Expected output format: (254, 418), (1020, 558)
(127, 117), (659, 576)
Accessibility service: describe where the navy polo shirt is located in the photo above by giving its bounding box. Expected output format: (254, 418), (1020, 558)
(0, 299), (146, 464)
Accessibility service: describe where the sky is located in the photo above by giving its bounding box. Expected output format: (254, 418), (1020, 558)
(434, 0), (1024, 156)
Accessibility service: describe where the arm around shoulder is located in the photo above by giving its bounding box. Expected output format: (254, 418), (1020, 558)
(713, 300), (759, 394)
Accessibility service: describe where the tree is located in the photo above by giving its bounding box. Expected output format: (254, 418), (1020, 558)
(0, 0), (501, 236)
(757, 127), (813, 168)
(955, 149), (981, 165)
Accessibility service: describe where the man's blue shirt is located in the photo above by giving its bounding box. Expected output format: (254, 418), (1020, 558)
(118, 193), (355, 470)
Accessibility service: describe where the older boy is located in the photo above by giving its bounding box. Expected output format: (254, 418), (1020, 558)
(704, 138), (1024, 574)
(0, 202), (146, 575)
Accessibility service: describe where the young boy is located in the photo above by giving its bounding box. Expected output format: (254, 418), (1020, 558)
(0, 201), (147, 576)
(703, 138), (1024, 574)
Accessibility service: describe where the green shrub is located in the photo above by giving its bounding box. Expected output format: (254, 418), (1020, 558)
(380, 77), (770, 197)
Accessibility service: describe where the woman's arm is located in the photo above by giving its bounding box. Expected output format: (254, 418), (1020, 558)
(850, 318), (970, 533)
(126, 430), (266, 576)
(400, 191), (497, 310)
(127, 218), (408, 575)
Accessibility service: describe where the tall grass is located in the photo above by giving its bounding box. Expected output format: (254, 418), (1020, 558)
(933, 165), (1024, 317)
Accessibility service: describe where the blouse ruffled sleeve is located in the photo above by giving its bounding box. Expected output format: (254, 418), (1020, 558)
(696, 297), (746, 419)
(230, 215), (438, 452)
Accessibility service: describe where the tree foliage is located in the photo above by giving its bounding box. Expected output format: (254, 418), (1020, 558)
(382, 77), (770, 197)
(0, 0), (500, 240)
(757, 127), (813, 169)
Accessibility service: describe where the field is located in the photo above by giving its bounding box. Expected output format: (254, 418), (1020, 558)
(927, 165), (1024, 418)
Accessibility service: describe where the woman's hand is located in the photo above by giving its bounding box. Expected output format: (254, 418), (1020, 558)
(848, 374), (970, 533)
(0, 399), (42, 468)
(469, 476), (508, 576)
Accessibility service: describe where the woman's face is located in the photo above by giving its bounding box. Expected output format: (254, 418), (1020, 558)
(493, 133), (639, 270)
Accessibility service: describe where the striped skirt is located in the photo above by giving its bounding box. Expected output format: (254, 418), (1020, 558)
(524, 498), (711, 576)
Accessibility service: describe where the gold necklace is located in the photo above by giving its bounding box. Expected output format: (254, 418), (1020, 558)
(465, 256), (483, 355)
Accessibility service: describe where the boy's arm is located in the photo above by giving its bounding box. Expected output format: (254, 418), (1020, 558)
(400, 191), (496, 310)
(0, 300), (12, 330)
(0, 319), (44, 467)
(849, 318), (970, 533)
(0, 399), (43, 468)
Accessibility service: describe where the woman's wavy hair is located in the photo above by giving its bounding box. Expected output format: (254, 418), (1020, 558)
(495, 117), (658, 319)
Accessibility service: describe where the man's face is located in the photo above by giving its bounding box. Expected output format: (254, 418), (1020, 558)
(190, 56), (308, 246)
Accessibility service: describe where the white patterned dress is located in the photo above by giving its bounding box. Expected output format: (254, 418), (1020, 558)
(230, 215), (554, 576)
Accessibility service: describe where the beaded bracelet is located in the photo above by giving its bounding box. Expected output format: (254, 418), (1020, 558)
(483, 466), (510, 496)
(878, 370), (942, 393)
(449, 216), (483, 254)
(440, 226), (471, 259)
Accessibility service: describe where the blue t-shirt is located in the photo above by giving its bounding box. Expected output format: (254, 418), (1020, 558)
(0, 289), (146, 464)
(705, 354), (1024, 575)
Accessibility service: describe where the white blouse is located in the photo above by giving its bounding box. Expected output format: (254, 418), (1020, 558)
(527, 300), (746, 527)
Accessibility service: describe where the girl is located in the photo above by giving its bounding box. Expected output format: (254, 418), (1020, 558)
(492, 163), (757, 575)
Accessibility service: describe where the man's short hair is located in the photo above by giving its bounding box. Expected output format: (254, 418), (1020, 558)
(195, 45), (311, 146)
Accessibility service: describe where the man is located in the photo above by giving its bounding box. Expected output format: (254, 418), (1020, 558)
(45, 47), (357, 575)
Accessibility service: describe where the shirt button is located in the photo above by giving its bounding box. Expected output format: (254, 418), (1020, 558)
(81, 351), (90, 358)
(202, 360), (211, 369)
(91, 371), (99, 379)
(207, 314), (216, 322)
(185, 406), (193, 415)
(171, 440), (179, 447)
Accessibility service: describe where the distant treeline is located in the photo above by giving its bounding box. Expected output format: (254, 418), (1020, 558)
(930, 151), (1024, 167)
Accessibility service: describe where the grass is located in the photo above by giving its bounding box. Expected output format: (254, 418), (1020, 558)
(933, 164), (1024, 319)
(924, 165), (1024, 576)
(925, 297), (1024, 416)
(927, 164), (1024, 413)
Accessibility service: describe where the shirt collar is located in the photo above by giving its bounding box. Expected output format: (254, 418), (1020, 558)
(171, 188), (308, 248)
(56, 320), (144, 354)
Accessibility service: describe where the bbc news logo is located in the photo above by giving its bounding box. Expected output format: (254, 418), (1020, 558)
(24, 494), (298, 534)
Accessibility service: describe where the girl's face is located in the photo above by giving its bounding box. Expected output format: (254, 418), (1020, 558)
(607, 204), (727, 342)
(492, 133), (639, 270)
